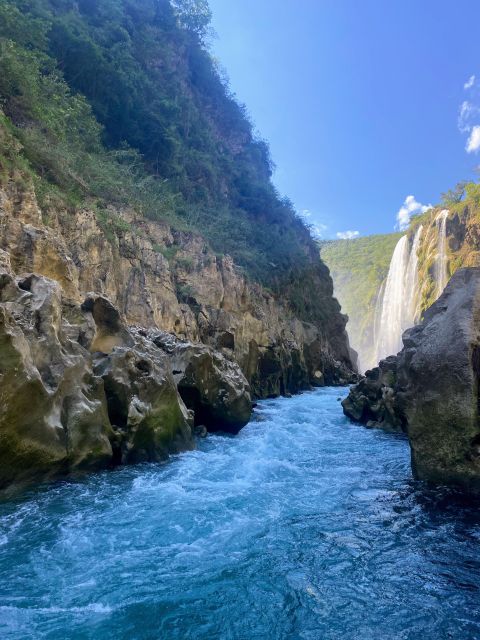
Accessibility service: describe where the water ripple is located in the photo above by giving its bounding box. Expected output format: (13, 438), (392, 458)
(0, 388), (479, 639)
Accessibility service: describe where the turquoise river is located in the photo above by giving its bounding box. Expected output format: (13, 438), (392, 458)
(1, 388), (480, 639)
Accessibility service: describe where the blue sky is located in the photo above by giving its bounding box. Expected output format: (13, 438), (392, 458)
(208, 0), (480, 238)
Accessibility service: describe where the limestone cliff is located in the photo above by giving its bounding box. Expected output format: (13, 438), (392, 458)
(0, 0), (359, 492)
(0, 177), (355, 402)
(0, 173), (357, 491)
(343, 268), (480, 493)
(0, 265), (257, 491)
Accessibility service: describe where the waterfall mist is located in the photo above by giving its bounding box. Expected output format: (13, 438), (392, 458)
(372, 226), (423, 367)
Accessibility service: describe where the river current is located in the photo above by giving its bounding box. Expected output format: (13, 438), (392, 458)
(1, 388), (479, 639)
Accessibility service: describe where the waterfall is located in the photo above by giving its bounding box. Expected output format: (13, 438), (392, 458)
(435, 209), (449, 297)
(372, 279), (386, 352)
(404, 224), (423, 322)
(374, 235), (409, 361)
(372, 226), (423, 367)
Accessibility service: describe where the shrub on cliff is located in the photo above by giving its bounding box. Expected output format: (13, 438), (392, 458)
(0, 0), (332, 324)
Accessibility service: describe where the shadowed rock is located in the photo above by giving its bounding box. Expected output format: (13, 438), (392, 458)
(152, 331), (252, 433)
(343, 268), (480, 492)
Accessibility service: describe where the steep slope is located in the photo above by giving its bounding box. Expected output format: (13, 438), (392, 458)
(0, 0), (344, 327)
(0, 0), (355, 391)
(0, 1), (356, 489)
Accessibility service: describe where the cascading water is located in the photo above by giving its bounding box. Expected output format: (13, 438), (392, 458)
(404, 223), (423, 322)
(374, 235), (409, 362)
(435, 209), (449, 297)
(372, 225), (423, 367)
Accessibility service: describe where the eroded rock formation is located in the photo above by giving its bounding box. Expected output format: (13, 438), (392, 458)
(0, 180), (356, 398)
(0, 178), (356, 490)
(151, 331), (252, 434)
(343, 268), (480, 492)
(0, 270), (254, 490)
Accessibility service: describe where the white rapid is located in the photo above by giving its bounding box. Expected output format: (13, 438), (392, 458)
(435, 209), (449, 297)
(372, 225), (423, 367)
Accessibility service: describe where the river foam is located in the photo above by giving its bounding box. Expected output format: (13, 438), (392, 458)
(1, 388), (479, 639)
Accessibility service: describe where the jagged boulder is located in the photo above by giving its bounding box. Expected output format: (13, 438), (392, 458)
(91, 338), (193, 465)
(79, 295), (194, 463)
(81, 294), (134, 353)
(0, 273), (113, 490)
(343, 268), (480, 492)
(0, 274), (197, 491)
(151, 331), (252, 433)
(342, 356), (404, 431)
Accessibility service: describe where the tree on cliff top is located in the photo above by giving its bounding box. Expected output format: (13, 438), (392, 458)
(0, 0), (337, 324)
(170, 0), (212, 41)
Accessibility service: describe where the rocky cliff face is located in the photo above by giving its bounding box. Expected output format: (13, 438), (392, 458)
(343, 268), (480, 492)
(0, 178), (355, 399)
(412, 203), (480, 313)
(0, 265), (255, 491)
(0, 176), (356, 491)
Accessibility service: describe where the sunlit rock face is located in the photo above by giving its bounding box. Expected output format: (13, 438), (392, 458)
(0, 175), (357, 491)
(0, 270), (255, 490)
(150, 330), (252, 434)
(0, 272), (195, 491)
(0, 180), (356, 398)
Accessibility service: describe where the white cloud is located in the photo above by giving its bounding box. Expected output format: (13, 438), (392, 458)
(458, 76), (480, 152)
(458, 101), (475, 133)
(336, 230), (360, 240)
(396, 195), (432, 231)
(311, 223), (328, 239)
(301, 208), (312, 218)
(466, 125), (480, 153)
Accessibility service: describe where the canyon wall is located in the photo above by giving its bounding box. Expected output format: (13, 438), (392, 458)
(342, 268), (480, 493)
(0, 175), (357, 491)
(324, 196), (480, 371)
(0, 179), (355, 401)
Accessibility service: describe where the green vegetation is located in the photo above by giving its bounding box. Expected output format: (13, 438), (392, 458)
(320, 233), (401, 369)
(0, 0), (331, 323)
(413, 180), (480, 314)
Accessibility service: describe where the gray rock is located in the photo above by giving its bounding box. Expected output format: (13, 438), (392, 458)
(151, 330), (252, 433)
(343, 268), (480, 492)
(0, 275), (196, 491)
(91, 336), (193, 465)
